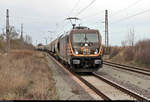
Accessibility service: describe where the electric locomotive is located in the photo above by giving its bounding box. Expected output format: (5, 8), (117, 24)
(49, 26), (103, 72)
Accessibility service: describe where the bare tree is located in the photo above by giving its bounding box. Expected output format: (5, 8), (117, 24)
(121, 40), (127, 47)
(2, 26), (19, 40)
(127, 28), (135, 46)
(24, 35), (32, 44)
(9, 26), (19, 40)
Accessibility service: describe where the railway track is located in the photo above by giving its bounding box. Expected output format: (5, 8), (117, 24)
(103, 61), (150, 76)
(78, 73), (149, 100)
(47, 53), (149, 101)
(92, 73), (149, 101)
(78, 74), (135, 100)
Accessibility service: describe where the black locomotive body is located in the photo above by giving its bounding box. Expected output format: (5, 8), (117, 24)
(46, 26), (103, 72)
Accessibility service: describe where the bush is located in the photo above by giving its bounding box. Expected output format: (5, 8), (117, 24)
(10, 39), (34, 50)
(123, 47), (135, 61)
(0, 41), (2, 49)
(135, 39), (150, 65)
(108, 39), (150, 68)
(109, 46), (121, 59)
(0, 41), (6, 52)
(0, 39), (34, 52)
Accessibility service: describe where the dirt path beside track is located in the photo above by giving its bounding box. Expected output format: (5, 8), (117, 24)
(45, 53), (95, 100)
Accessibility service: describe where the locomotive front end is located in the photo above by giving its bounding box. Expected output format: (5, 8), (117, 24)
(69, 29), (103, 72)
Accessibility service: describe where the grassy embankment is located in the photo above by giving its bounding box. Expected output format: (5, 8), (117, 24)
(0, 40), (57, 99)
(105, 39), (150, 69)
(0, 50), (57, 100)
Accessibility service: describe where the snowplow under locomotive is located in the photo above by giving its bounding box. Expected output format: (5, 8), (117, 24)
(47, 26), (103, 72)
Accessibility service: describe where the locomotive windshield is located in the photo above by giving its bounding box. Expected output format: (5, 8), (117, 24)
(73, 33), (99, 43)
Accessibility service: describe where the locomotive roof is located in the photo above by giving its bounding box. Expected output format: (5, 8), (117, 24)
(71, 29), (99, 33)
(58, 27), (101, 40)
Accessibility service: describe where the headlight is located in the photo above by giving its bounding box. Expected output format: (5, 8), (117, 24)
(95, 60), (101, 64)
(85, 43), (88, 47)
(94, 49), (98, 54)
(73, 60), (80, 64)
(74, 49), (79, 54)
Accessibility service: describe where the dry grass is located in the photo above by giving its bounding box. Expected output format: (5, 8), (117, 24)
(0, 40), (6, 53)
(0, 39), (35, 53)
(123, 47), (135, 61)
(10, 40), (35, 50)
(134, 39), (150, 65)
(108, 39), (150, 69)
(0, 50), (57, 100)
(109, 46), (122, 59)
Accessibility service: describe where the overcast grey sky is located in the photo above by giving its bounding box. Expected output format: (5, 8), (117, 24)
(0, 0), (150, 46)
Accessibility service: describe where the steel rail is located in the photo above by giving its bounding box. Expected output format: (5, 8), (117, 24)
(103, 61), (150, 76)
(75, 74), (111, 100)
(104, 61), (150, 72)
(93, 72), (149, 101)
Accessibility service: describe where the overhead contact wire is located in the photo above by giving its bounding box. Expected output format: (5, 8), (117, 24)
(68, 0), (81, 17)
(111, 8), (150, 24)
(76, 0), (96, 16)
(112, 0), (144, 16)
